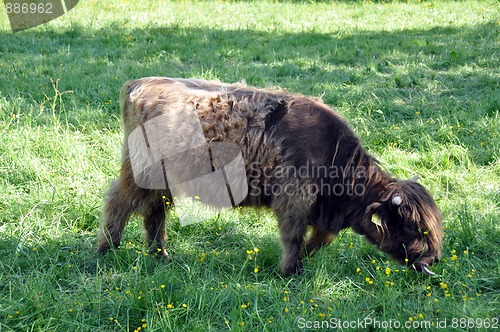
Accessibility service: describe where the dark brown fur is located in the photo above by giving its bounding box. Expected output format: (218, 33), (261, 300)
(98, 77), (443, 276)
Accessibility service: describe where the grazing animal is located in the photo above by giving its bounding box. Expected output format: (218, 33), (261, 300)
(98, 77), (443, 276)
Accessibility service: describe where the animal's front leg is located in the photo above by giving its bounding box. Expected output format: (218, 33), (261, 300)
(142, 202), (169, 258)
(277, 213), (308, 276)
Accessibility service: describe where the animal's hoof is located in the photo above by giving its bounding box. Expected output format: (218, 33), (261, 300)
(96, 245), (110, 255)
(281, 261), (303, 277)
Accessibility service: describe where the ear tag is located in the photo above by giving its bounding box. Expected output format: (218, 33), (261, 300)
(371, 214), (382, 226)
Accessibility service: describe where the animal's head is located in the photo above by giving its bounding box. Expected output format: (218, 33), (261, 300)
(362, 178), (443, 275)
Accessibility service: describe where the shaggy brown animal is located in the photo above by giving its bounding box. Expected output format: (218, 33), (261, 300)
(98, 77), (443, 276)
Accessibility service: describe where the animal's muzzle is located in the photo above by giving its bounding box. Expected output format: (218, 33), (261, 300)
(412, 261), (436, 276)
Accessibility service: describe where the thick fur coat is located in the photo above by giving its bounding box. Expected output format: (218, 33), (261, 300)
(98, 77), (443, 276)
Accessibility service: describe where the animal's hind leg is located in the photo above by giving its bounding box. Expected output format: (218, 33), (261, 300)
(305, 226), (336, 255)
(98, 179), (135, 253)
(142, 199), (169, 258)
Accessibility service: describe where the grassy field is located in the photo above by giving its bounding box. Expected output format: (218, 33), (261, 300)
(0, 0), (499, 331)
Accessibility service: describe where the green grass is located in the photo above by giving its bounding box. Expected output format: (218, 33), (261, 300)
(0, 0), (499, 331)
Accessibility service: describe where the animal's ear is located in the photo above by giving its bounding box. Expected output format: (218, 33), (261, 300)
(371, 213), (382, 227)
(365, 202), (382, 226)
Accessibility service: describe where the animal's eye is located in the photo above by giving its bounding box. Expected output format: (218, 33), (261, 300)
(405, 223), (420, 233)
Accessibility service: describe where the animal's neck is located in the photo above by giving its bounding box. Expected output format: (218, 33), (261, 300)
(353, 153), (395, 208)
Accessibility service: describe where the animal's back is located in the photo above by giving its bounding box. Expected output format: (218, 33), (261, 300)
(119, 77), (352, 159)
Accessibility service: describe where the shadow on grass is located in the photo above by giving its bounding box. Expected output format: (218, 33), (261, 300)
(1, 204), (498, 279)
(1, 21), (498, 164)
(0, 207), (498, 330)
(0, 216), (284, 279)
(1, 22), (497, 89)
